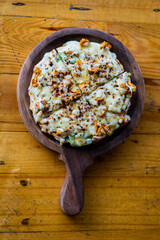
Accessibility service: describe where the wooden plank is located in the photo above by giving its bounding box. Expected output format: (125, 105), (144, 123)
(0, 74), (160, 133)
(0, 132), (62, 175)
(0, 133), (160, 232)
(1, 230), (160, 240)
(0, 74), (23, 129)
(0, 132), (160, 175)
(0, 17), (160, 78)
(0, 0), (160, 24)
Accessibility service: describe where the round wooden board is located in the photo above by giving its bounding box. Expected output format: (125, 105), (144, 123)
(17, 28), (145, 215)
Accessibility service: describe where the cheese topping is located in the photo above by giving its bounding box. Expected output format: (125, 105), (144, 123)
(86, 72), (133, 113)
(57, 41), (123, 95)
(29, 39), (136, 146)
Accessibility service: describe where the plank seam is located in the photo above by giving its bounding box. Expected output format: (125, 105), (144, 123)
(0, 14), (160, 25)
(0, 228), (160, 233)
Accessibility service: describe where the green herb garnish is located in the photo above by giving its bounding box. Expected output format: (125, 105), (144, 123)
(66, 134), (76, 145)
(58, 54), (62, 61)
(70, 134), (75, 138)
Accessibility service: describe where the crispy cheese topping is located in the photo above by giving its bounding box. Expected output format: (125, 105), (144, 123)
(100, 41), (112, 49)
(80, 38), (90, 47)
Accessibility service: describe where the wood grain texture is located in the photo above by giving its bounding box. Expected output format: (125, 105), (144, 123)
(0, 17), (160, 79)
(0, 0), (160, 24)
(0, 133), (160, 232)
(1, 230), (160, 240)
(0, 132), (160, 175)
(0, 0), (160, 238)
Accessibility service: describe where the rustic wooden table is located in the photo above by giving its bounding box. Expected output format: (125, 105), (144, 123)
(0, 0), (160, 239)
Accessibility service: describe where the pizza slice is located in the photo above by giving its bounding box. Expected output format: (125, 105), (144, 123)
(38, 96), (107, 146)
(79, 39), (124, 76)
(29, 49), (82, 123)
(56, 41), (91, 93)
(79, 39), (124, 94)
(92, 104), (131, 136)
(86, 72), (136, 113)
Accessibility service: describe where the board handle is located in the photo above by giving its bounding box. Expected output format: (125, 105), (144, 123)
(58, 149), (93, 215)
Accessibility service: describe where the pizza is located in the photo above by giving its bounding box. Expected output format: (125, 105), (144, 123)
(29, 38), (136, 146)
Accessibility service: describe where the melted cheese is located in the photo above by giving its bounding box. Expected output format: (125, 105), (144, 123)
(29, 50), (82, 122)
(57, 41), (123, 95)
(29, 39), (136, 146)
(86, 72), (133, 113)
